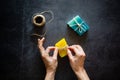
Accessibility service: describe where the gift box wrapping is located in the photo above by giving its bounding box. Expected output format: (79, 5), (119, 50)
(67, 15), (89, 36)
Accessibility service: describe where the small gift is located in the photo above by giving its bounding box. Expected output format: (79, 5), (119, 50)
(55, 38), (68, 58)
(67, 15), (89, 36)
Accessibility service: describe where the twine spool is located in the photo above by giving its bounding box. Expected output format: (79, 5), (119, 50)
(32, 14), (46, 27)
(32, 10), (54, 38)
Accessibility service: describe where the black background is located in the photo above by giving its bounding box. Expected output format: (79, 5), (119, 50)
(0, 0), (120, 80)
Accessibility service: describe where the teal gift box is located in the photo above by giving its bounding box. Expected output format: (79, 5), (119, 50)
(67, 15), (89, 36)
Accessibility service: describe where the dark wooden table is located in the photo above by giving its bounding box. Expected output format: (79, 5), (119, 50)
(0, 0), (120, 80)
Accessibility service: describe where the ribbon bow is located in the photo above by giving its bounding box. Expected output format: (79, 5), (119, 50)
(70, 18), (86, 33)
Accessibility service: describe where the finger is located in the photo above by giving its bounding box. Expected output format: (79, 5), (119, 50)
(46, 46), (55, 56)
(38, 37), (45, 47)
(67, 49), (73, 59)
(38, 37), (45, 53)
(74, 45), (82, 50)
(69, 46), (79, 56)
(72, 45), (86, 56)
(53, 47), (58, 58)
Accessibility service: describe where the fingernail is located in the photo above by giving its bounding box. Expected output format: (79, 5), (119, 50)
(42, 37), (45, 39)
(38, 39), (40, 41)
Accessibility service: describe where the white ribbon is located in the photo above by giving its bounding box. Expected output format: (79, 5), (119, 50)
(70, 18), (86, 33)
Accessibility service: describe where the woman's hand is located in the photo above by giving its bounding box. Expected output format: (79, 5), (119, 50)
(67, 45), (89, 80)
(38, 37), (58, 80)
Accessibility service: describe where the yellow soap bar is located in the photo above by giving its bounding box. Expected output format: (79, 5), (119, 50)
(55, 38), (68, 57)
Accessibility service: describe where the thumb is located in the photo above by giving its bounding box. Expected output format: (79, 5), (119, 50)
(67, 49), (73, 59)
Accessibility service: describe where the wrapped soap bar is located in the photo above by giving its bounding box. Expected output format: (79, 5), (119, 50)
(67, 15), (89, 36)
(55, 38), (68, 58)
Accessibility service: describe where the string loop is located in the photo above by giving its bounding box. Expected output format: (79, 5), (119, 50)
(31, 10), (54, 38)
